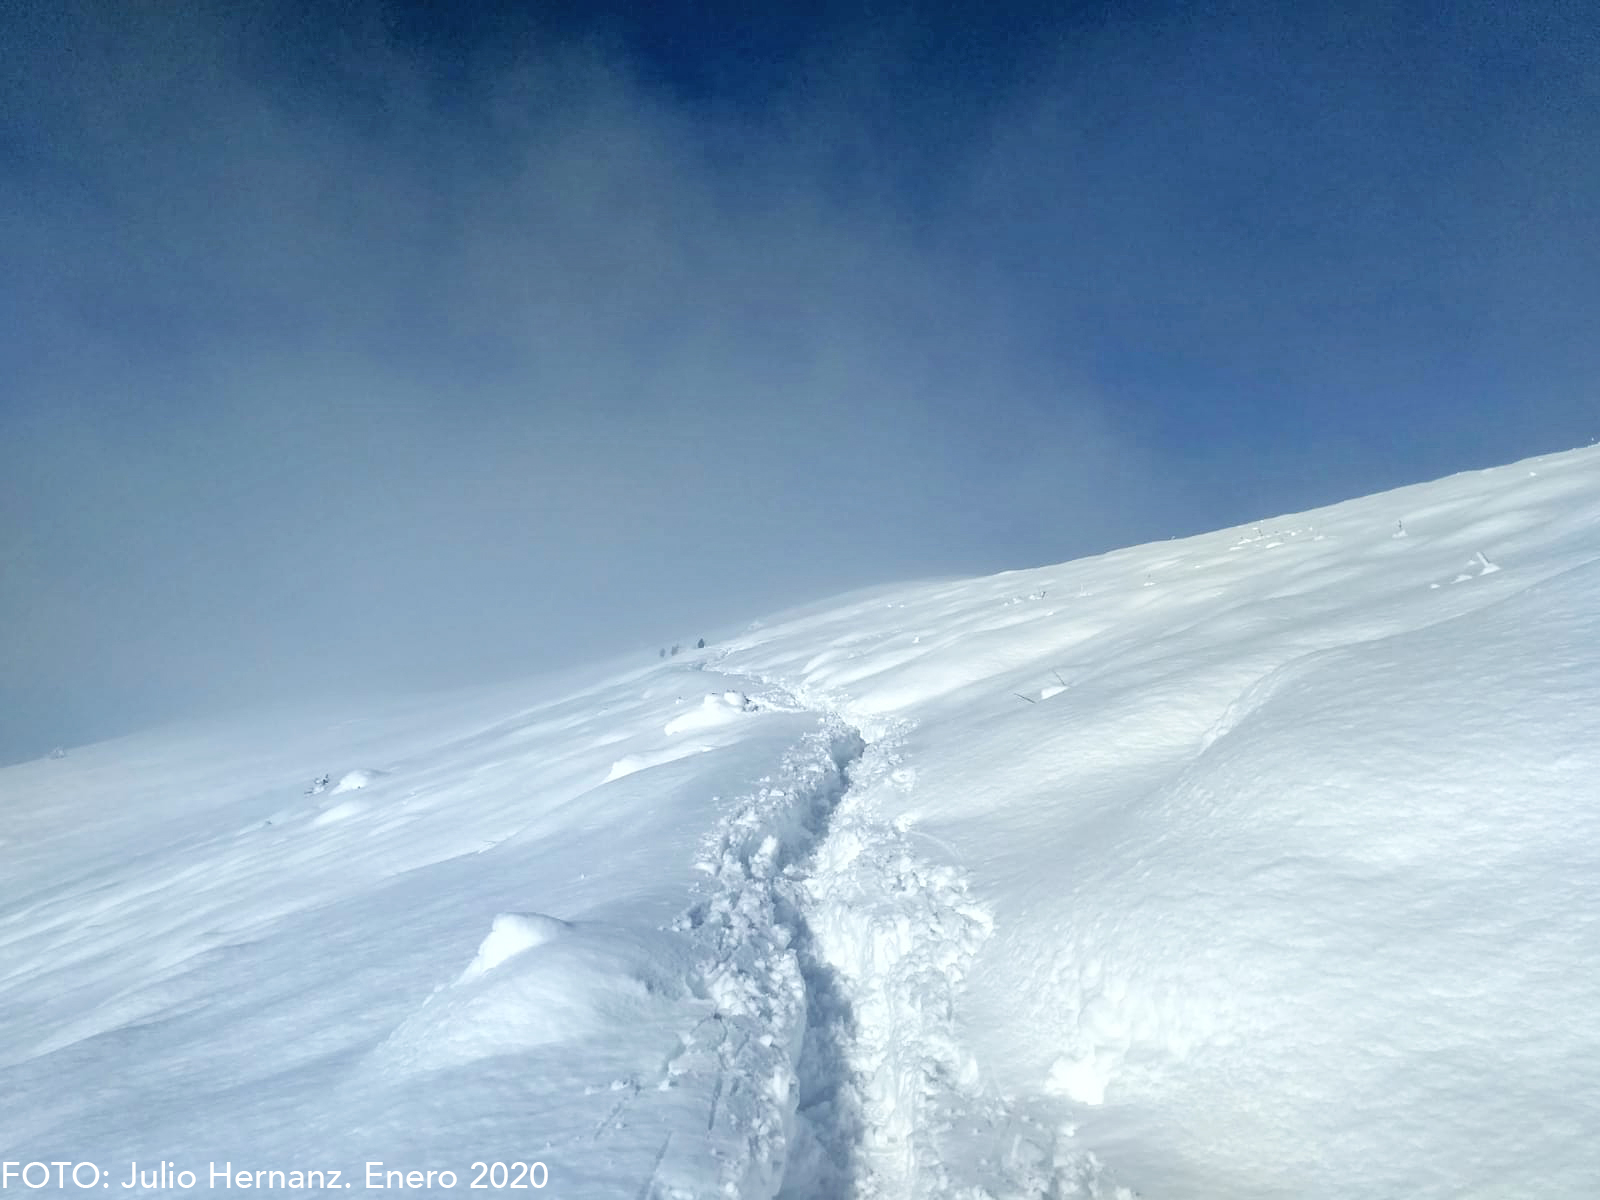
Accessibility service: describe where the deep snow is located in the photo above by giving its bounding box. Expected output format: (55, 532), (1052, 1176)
(3, 445), (1599, 1198)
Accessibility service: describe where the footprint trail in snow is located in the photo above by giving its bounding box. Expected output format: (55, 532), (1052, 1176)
(671, 677), (1129, 1198)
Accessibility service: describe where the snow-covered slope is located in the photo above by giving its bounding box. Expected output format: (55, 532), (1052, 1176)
(4, 446), (1598, 1198)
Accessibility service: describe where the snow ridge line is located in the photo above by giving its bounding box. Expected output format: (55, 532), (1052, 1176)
(665, 720), (867, 1199)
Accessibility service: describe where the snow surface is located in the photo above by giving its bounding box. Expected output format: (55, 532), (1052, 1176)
(3, 446), (1599, 1198)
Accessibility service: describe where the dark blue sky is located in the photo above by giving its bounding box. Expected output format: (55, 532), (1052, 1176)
(2, 0), (1596, 761)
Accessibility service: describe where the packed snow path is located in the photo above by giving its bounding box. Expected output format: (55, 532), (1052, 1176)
(684, 678), (1124, 1199)
(664, 713), (869, 1198)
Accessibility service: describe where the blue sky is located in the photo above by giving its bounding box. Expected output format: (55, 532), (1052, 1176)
(2, 0), (1596, 761)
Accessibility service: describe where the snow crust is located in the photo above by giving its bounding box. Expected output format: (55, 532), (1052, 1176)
(4, 445), (1599, 1198)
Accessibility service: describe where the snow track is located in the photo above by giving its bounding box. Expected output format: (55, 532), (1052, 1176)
(796, 720), (996, 1198)
(673, 679), (1122, 1199)
(665, 718), (866, 1198)
(793, 722), (1124, 1199)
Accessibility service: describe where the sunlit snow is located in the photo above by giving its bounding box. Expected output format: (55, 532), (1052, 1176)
(4, 446), (1599, 1198)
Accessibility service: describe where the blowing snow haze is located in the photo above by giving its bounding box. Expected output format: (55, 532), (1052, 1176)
(2, 0), (1597, 762)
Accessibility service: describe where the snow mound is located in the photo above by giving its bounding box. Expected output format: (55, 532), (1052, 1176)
(603, 743), (714, 782)
(378, 923), (689, 1075)
(308, 769), (391, 824)
(459, 912), (573, 983)
(663, 690), (759, 736)
(330, 768), (385, 793)
(310, 799), (363, 827)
